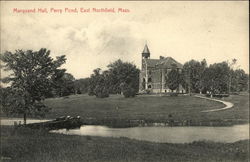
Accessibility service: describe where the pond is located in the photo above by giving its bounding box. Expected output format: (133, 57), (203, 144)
(2, 118), (249, 143)
(1, 118), (50, 125)
(50, 124), (249, 143)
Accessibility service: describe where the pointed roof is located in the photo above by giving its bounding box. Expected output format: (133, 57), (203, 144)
(145, 57), (183, 68)
(156, 57), (183, 68)
(142, 44), (150, 54)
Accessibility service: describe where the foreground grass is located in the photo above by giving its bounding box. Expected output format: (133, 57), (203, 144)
(1, 126), (249, 162)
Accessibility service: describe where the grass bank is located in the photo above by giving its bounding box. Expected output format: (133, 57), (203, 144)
(44, 93), (248, 127)
(2, 93), (249, 127)
(1, 126), (249, 162)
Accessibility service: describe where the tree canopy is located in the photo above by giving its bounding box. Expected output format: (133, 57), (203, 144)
(182, 59), (207, 93)
(107, 59), (139, 95)
(182, 59), (248, 95)
(87, 59), (140, 98)
(166, 69), (181, 91)
(0, 48), (66, 123)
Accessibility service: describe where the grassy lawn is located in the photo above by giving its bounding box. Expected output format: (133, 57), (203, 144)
(200, 93), (249, 121)
(1, 126), (249, 162)
(42, 93), (249, 126)
(44, 94), (223, 120)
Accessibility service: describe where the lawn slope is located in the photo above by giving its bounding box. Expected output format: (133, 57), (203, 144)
(43, 94), (249, 126)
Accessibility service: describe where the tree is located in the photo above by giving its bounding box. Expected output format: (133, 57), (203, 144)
(93, 70), (109, 98)
(203, 62), (230, 95)
(53, 73), (75, 97)
(120, 82), (137, 98)
(88, 68), (101, 96)
(107, 59), (140, 97)
(230, 69), (249, 92)
(0, 49), (66, 124)
(87, 60), (140, 98)
(88, 68), (109, 98)
(182, 59), (207, 93)
(166, 69), (181, 92)
(74, 78), (91, 94)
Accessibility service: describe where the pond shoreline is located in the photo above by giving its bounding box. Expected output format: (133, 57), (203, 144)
(50, 124), (250, 143)
(1, 118), (249, 128)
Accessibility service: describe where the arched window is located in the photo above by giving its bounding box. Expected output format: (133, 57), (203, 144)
(148, 78), (152, 82)
(142, 78), (146, 89)
(148, 85), (151, 88)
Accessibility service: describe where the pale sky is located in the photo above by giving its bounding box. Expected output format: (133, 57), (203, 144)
(1, 1), (249, 79)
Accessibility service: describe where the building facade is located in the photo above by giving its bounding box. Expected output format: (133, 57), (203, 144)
(139, 45), (186, 94)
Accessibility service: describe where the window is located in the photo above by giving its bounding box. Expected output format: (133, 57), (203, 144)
(148, 77), (152, 82)
(142, 78), (146, 89)
(148, 85), (151, 88)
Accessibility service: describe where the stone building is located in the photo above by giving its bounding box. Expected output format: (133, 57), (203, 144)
(139, 44), (186, 94)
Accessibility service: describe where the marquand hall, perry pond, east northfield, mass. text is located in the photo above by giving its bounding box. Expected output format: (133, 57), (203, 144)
(12, 7), (130, 14)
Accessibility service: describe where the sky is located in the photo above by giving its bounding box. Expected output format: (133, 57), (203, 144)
(1, 1), (249, 79)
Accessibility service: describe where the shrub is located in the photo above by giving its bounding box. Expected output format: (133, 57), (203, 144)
(169, 92), (178, 96)
(206, 94), (229, 98)
(146, 89), (151, 94)
(94, 85), (109, 98)
(122, 85), (137, 98)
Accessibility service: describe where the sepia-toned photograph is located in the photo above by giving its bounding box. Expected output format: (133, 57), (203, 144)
(0, 1), (249, 161)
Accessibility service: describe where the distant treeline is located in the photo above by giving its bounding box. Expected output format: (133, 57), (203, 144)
(73, 59), (249, 97)
(180, 59), (249, 95)
(75, 59), (140, 98)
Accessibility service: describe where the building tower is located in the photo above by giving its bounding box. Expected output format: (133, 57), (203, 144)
(140, 44), (151, 93)
(142, 44), (150, 59)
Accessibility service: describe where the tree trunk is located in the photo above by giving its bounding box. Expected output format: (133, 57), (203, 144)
(23, 113), (27, 125)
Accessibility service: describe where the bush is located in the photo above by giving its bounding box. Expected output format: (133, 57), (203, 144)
(169, 92), (178, 97)
(122, 86), (137, 98)
(146, 89), (151, 94)
(206, 94), (229, 98)
(94, 85), (109, 98)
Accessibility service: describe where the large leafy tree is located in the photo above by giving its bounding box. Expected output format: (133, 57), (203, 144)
(88, 68), (101, 96)
(203, 62), (230, 95)
(107, 59), (140, 96)
(88, 60), (140, 98)
(74, 78), (91, 94)
(88, 68), (109, 98)
(0, 49), (66, 124)
(166, 69), (181, 92)
(182, 59), (207, 93)
(230, 69), (249, 92)
(53, 73), (75, 97)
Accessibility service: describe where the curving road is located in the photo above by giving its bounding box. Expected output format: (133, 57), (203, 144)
(194, 95), (234, 113)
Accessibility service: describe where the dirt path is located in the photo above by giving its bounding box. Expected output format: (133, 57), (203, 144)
(194, 95), (234, 112)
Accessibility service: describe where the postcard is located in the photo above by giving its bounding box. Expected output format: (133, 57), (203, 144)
(0, 1), (249, 162)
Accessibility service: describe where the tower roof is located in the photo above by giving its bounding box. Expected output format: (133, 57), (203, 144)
(142, 44), (150, 54)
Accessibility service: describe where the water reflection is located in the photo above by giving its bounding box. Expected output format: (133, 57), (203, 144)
(51, 124), (249, 143)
